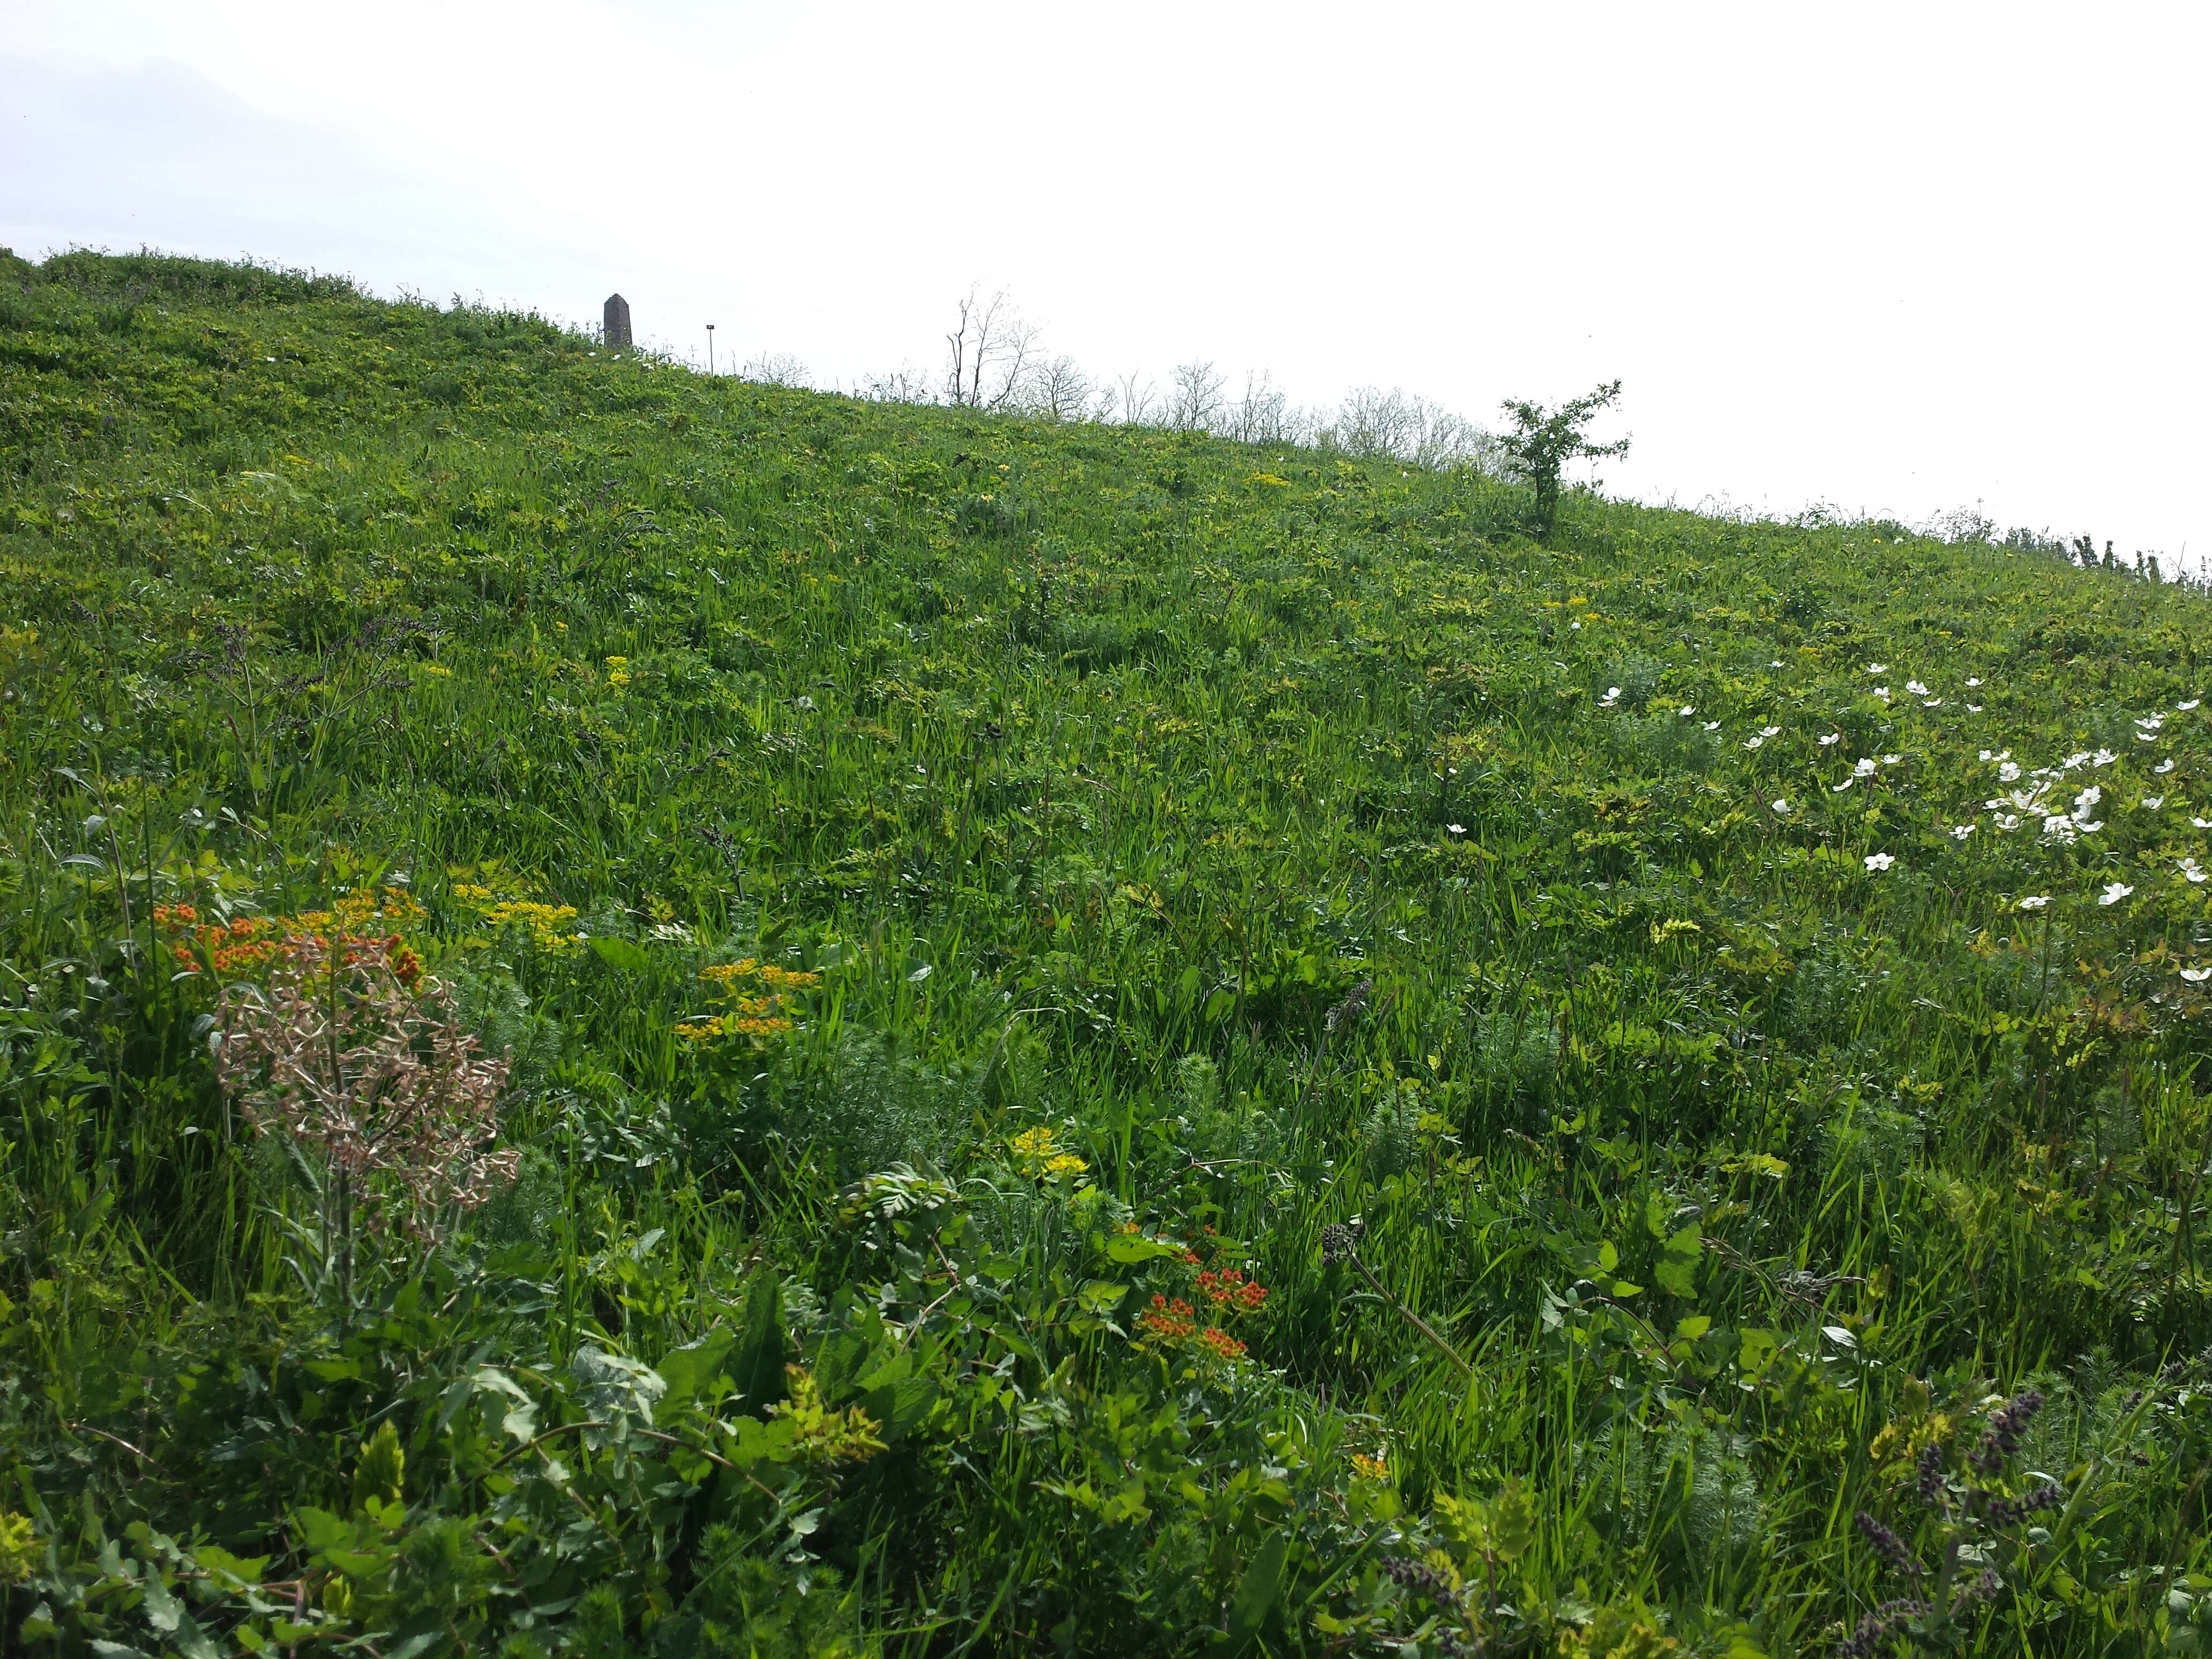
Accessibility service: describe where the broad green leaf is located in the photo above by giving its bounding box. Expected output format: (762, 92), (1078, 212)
(590, 936), (652, 973)
(1221, 1530), (1289, 1651)
(729, 1274), (789, 1418)
(657, 1329), (737, 1406)
(861, 1376), (939, 1442)
(1105, 1232), (1183, 1265)
(1655, 1224), (1702, 1297)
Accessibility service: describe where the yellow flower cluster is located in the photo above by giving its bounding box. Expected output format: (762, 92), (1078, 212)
(481, 900), (582, 952)
(289, 887), (427, 936)
(449, 879), (582, 953)
(679, 958), (823, 1046)
(1010, 1125), (1089, 1182)
(701, 958), (823, 992)
(603, 654), (632, 689)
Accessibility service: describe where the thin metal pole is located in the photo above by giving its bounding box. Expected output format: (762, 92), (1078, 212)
(706, 324), (715, 375)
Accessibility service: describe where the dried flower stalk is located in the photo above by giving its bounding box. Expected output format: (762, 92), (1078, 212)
(213, 931), (515, 1279)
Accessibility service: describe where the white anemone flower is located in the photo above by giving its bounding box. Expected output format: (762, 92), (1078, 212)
(2044, 816), (2080, 843)
(2074, 784), (2103, 813)
(1770, 660), (1784, 668)
(1833, 779), (1856, 793)
(2138, 712), (2166, 731)
(1995, 813), (2023, 832)
(2090, 749), (2118, 766)
(1447, 824), (1467, 835)
(1679, 705), (1695, 717)
(2099, 882), (2134, 906)
(1966, 704), (1983, 712)
(2182, 858), (2210, 885)
(2143, 796), (2165, 810)
(2156, 759), (2177, 774)
(1923, 699), (1943, 708)
(2017, 894), (2051, 910)
(1998, 761), (2022, 783)
(2194, 817), (2212, 830)
(1882, 753), (1902, 766)
(1744, 735), (1766, 750)
(1867, 663), (1888, 674)
(2180, 699), (2201, 712)
(1864, 853), (1896, 872)
(1599, 686), (1621, 706)
(1761, 725), (1781, 737)
(1906, 679), (1930, 696)
(1569, 619), (1581, 630)
(2183, 967), (2212, 983)
(2064, 752), (2093, 770)
(1966, 677), (1983, 687)
(1770, 798), (1791, 815)
(1703, 720), (1720, 731)
(1951, 824), (1975, 840)
(1819, 733), (1841, 746)
(1853, 758), (1878, 778)
(1871, 686), (1892, 703)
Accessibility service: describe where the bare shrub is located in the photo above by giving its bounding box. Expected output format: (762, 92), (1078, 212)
(1018, 355), (1097, 422)
(739, 352), (810, 388)
(944, 288), (1040, 410)
(1321, 386), (1497, 469)
(1167, 361), (1227, 434)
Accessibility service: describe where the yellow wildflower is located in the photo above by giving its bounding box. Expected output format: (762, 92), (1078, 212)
(1011, 1126), (1089, 1182)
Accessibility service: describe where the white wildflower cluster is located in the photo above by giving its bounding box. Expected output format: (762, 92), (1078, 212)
(1596, 659), (2203, 946)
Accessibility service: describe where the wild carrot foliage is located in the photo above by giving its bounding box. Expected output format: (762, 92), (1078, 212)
(1, 249), (2209, 1656)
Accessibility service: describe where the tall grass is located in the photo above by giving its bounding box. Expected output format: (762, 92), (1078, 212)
(0, 249), (2206, 1656)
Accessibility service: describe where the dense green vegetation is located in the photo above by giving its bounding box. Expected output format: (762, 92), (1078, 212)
(2, 249), (2208, 1657)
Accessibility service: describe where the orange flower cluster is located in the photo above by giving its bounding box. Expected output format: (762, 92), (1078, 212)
(1195, 1327), (1247, 1361)
(1137, 1295), (1197, 1343)
(1134, 1294), (1247, 1363)
(155, 890), (425, 987)
(1195, 1267), (1268, 1314)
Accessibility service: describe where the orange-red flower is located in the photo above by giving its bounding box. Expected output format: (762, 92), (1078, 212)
(1195, 1267), (1268, 1314)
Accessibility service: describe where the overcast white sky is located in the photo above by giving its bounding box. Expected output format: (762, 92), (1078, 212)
(5, 2), (2206, 562)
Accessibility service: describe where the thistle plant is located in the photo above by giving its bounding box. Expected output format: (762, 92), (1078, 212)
(1839, 1389), (2067, 1656)
(1322, 1216), (1474, 1379)
(213, 930), (514, 1298)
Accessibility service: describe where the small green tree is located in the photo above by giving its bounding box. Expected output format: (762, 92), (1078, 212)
(1498, 379), (1629, 538)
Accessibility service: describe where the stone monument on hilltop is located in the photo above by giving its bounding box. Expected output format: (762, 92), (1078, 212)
(603, 293), (632, 350)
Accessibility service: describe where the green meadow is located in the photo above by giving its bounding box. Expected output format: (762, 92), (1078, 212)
(1, 249), (2207, 1656)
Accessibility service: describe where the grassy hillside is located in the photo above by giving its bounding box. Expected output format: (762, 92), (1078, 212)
(2, 249), (2208, 1657)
